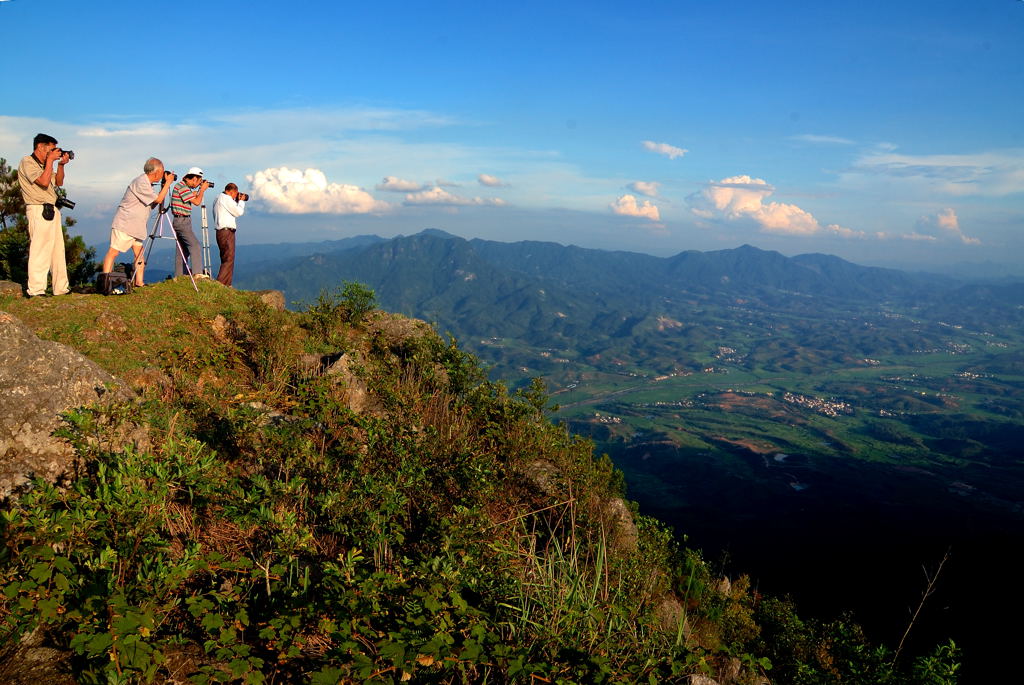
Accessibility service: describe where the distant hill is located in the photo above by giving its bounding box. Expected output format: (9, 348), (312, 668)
(235, 234), (386, 267)
(236, 230), (959, 305)
(233, 231), (1016, 373)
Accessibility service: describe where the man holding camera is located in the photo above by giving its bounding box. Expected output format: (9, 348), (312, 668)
(17, 133), (72, 297)
(170, 167), (212, 278)
(213, 183), (247, 286)
(101, 157), (175, 287)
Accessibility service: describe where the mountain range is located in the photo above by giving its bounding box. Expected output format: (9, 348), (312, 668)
(234, 230), (1023, 379)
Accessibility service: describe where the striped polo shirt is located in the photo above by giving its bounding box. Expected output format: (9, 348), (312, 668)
(171, 180), (197, 216)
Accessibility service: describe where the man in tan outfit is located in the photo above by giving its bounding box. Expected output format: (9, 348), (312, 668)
(17, 133), (72, 297)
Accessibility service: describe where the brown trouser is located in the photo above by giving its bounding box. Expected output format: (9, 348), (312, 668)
(216, 228), (236, 286)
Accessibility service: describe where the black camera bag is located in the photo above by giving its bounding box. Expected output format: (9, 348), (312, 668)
(96, 271), (133, 296)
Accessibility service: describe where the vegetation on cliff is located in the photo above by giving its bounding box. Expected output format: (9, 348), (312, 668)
(0, 281), (959, 683)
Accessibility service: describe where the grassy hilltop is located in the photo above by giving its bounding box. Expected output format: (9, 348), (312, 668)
(0, 280), (959, 684)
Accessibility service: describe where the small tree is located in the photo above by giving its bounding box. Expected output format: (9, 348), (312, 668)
(0, 157), (97, 288)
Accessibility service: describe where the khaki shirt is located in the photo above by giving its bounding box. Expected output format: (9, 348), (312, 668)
(18, 155), (58, 205)
(111, 174), (159, 241)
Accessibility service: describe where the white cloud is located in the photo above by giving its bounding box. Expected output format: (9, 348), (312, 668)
(376, 176), (425, 192)
(610, 194), (661, 221)
(642, 140), (687, 160)
(827, 224), (867, 239)
(211, 106), (457, 132)
(912, 207), (980, 245)
(688, 175), (862, 238)
(627, 181), (660, 197)
(848, 149), (1024, 197)
(478, 173), (507, 187)
(247, 167), (390, 214)
(77, 123), (201, 138)
(791, 134), (855, 145)
(403, 186), (507, 207)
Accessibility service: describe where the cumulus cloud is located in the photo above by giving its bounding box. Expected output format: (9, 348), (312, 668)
(627, 181), (660, 197)
(688, 175), (862, 238)
(248, 167), (390, 214)
(642, 140), (687, 160)
(403, 186), (507, 207)
(478, 173), (507, 187)
(376, 176), (425, 192)
(910, 208), (981, 245)
(610, 194), (661, 221)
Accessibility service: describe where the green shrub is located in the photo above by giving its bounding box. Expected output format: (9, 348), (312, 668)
(301, 281), (377, 346)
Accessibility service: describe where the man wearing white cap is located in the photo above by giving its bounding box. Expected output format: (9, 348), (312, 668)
(169, 167), (212, 278)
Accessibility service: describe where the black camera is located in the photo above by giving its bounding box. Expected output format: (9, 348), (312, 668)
(238, 192), (249, 202)
(203, 180), (215, 187)
(57, 149), (75, 161)
(55, 197), (76, 211)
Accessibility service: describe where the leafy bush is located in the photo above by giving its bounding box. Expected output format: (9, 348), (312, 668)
(302, 281), (377, 346)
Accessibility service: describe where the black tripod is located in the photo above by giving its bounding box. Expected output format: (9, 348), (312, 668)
(142, 202), (199, 292)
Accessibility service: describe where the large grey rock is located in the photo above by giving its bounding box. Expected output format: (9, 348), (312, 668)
(0, 312), (136, 497)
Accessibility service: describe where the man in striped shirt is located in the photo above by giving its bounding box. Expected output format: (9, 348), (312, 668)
(170, 167), (212, 278)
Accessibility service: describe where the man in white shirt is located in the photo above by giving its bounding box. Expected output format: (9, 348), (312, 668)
(213, 183), (246, 286)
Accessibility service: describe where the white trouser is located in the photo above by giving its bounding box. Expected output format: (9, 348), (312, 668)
(26, 204), (69, 296)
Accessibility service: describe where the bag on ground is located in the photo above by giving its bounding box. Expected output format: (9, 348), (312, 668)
(96, 271), (133, 296)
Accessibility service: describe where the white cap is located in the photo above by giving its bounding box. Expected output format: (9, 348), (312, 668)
(186, 167), (204, 176)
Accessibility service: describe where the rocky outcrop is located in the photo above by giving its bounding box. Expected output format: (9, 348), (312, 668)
(299, 351), (375, 415)
(685, 675), (721, 685)
(604, 496), (639, 552)
(0, 280), (22, 298)
(524, 460), (639, 553)
(0, 312), (137, 498)
(254, 289), (286, 311)
(0, 626), (76, 685)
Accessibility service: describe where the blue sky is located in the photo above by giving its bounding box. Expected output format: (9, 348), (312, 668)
(1, 0), (1021, 267)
